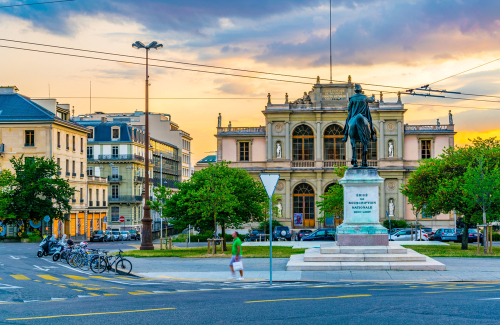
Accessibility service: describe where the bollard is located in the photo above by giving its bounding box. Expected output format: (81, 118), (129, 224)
(207, 240), (211, 254)
(198, 239), (200, 247)
(477, 225), (480, 254)
(160, 236), (163, 250)
(186, 239), (188, 248)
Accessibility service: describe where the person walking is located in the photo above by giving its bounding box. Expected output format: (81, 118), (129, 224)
(229, 231), (243, 280)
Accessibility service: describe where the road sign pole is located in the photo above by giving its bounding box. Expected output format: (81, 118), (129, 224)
(269, 197), (272, 286)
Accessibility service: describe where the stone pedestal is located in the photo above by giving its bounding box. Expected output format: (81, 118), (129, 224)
(336, 168), (388, 246)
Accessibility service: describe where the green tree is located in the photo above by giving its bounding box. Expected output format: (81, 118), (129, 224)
(149, 161), (267, 251)
(317, 166), (347, 223)
(401, 138), (500, 250)
(0, 156), (75, 230)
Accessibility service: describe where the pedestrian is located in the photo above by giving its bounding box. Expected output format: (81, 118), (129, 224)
(229, 231), (243, 280)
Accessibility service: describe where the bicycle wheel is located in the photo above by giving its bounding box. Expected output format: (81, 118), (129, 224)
(70, 254), (81, 268)
(115, 259), (132, 275)
(53, 253), (60, 261)
(90, 256), (107, 274)
(78, 255), (90, 271)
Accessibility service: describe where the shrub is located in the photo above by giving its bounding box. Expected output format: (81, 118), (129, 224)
(382, 219), (409, 229)
(492, 233), (500, 241)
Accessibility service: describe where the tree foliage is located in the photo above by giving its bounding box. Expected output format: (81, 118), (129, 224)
(0, 156), (75, 225)
(148, 161), (267, 250)
(401, 137), (500, 249)
(317, 166), (348, 223)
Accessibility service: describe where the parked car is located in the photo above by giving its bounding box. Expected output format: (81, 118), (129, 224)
(120, 231), (130, 241)
(90, 230), (105, 242)
(389, 228), (429, 241)
(388, 228), (403, 235)
(295, 229), (313, 241)
(128, 230), (140, 240)
(249, 230), (267, 242)
(434, 228), (457, 242)
(112, 231), (121, 240)
(104, 230), (114, 242)
(456, 228), (483, 243)
(273, 226), (292, 241)
(422, 228), (435, 241)
(302, 228), (336, 241)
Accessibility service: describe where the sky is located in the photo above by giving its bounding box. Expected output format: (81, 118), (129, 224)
(1, 0), (500, 162)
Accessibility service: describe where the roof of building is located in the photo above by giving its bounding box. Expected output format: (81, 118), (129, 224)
(0, 92), (89, 132)
(77, 120), (138, 142)
(197, 155), (216, 164)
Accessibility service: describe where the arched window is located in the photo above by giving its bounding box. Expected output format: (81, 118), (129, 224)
(324, 124), (345, 160)
(356, 130), (377, 161)
(293, 183), (315, 227)
(292, 125), (314, 161)
(323, 182), (343, 227)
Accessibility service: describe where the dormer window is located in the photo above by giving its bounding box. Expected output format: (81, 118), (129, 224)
(88, 127), (94, 139)
(112, 127), (120, 140)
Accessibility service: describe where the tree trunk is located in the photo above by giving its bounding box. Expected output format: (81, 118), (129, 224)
(483, 210), (487, 254)
(461, 222), (469, 250)
(221, 223), (227, 252)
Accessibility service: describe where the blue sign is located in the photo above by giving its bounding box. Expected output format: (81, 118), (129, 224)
(0, 222), (5, 236)
(29, 220), (42, 228)
(103, 217), (108, 223)
(44, 215), (50, 222)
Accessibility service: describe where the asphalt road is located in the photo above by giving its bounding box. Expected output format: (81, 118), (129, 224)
(2, 243), (500, 324)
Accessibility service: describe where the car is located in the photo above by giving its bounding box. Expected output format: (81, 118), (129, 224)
(389, 228), (403, 235)
(128, 230), (140, 240)
(249, 230), (266, 242)
(295, 229), (313, 241)
(90, 230), (105, 242)
(104, 230), (114, 242)
(389, 228), (429, 241)
(273, 226), (292, 241)
(112, 231), (121, 240)
(456, 228), (483, 243)
(422, 228), (435, 240)
(120, 231), (130, 241)
(434, 228), (457, 242)
(302, 228), (336, 241)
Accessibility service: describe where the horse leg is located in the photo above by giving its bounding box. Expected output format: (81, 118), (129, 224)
(350, 138), (357, 167)
(362, 143), (368, 167)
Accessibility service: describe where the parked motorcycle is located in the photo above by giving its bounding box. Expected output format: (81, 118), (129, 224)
(37, 235), (60, 257)
(52, 235), (68, 261)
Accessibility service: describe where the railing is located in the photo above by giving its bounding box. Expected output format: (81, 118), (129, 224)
(108, 175), (123, 182)
(323, 160), (347, 168)
(151, 178), (179, 189)
(96, 201), (100, 207)
(291, 161), (315, 168)
(217, 127), (266, 134)
(80, 199), (84, 203)
(153, 151), (178, 161)
(103, 201), (107, 206)
(80, 173), (85, 178)
(89, 201), (93, 207)
(89, 154), (145, 162)
(65, 172), (70, 176)
(87, 176), (107, 183)
(134, 176), (144, 183)
(72, 173), (76, 177)
(404, 124), (454, 132)
(71, 199), (76, 203)
(108, 195), (143, 203)
(25, 143), (34, 147)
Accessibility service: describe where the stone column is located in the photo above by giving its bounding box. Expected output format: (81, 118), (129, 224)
(316, 174), (322, 228)
(285, 122), (290, 160)
(379, 120), (385, 159)
(397, 121), (403, 158)
(285, 179), (291, 225)
(380, 179), (385, 221)
(267, 122), (273, 161)
(398, 179), (404, 220)
(315, 121), (321, 160)
(346, 139), (352, 162)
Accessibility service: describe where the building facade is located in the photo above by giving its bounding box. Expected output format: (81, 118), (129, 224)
(0, 86), (108, 239)
(216, 78), (456, 229)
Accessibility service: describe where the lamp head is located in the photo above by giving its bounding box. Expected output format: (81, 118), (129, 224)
(132, 41), (146, 49)
(147, 41), (163, 50)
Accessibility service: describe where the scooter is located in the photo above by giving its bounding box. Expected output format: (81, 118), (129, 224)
(52, 235), (68, 261)
(37, 235), (63, 258)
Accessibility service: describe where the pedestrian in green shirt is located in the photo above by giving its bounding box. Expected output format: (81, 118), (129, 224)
(229, 231), (243, 280)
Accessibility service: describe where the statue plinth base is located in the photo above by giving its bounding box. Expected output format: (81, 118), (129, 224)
(337, 167), (388, 246)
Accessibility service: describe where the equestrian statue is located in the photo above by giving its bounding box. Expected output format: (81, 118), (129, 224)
(341, 84), (376, 168)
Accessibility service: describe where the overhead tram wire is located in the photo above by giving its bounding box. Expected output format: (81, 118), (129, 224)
(0, 38), (410, 91)
(429, 56), (500, 86)
(0, 0), (75, 8)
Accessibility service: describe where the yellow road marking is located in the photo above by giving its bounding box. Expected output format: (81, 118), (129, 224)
(11, 275), (30, 280)
(6, 307), (176, 320)
(245, 294), (371, 303)
(37, 275), (59, 281)
(368, 289), (387, 291)
(88, 293), (100, 296)
(103, 294), (120, 296)
(129, 291), (154, 295)
(116, 277), (137, 280)
(156, 275), (265, 281)
(72, 289), (83, 292)
(64, 275), (88, 280)
(426, 288), (500, 294)
(89, 276), (111, 280)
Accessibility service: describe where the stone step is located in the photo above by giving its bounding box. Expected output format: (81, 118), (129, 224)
(303, 249), (426, 262)
(320, 243), (407, 255)
(286, 253), (446, 271)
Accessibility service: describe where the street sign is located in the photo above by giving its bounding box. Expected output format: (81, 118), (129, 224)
(259, 173), (280, 286)
(119, 216), (125, 222)
(259, 174), (280, 198)
(44, 215), (50, 222)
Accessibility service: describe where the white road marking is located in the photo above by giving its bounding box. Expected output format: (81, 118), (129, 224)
(33, 265), (50, 271)
(9, 256), (20, 260)
(479, 298), (500, 300)
(152, 291), (171, 293)
(23, 300), (40, 303)
(0, 284), (23, 290)
(77, 295), (95, 298)
(51, 298), (66, 300)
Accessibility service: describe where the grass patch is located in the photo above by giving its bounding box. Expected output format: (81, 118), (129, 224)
(122, 244), (305, 258)
(403, 243), (500, 257)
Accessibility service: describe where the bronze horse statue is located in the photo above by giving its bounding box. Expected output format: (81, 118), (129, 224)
(341, 84), (377, 168)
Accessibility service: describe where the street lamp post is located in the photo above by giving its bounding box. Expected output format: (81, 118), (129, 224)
(133, 40), (163, 251)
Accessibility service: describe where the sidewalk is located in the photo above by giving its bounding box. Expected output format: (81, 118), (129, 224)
(131, 256), (500, 282)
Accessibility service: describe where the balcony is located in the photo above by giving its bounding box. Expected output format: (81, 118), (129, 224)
(134, 176), (145, 183)
(80, 173), (85, 178)
(80, 199), (84, 203)
(108, 175), (123, 182)
(87, 176), (108, 183)
(404, 124), (454, 133)
(103, 201), (107, 206)
(323, 160), (347, 168)
(96, 201), (100, 207)
(151, 178), (179, 189)
(89, 201), (93, 207)
(108, 195), (143, 203)
(216, 127), (266, 135)
(72, 173), (77, 177)
(291, 161), (315, 168)
(71, 199), (76, 203)
(89, 154), (145, 162)
(65, 172), (70, 176)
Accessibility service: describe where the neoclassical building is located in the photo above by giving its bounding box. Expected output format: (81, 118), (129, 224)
(215, 77), (456, 229)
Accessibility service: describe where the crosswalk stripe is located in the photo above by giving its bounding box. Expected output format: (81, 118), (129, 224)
(11, 275), (30, 280)
(88, 293), (100, 296)
(89, 276), (111, 280)
(37, 275), (60, 281)
(63, 275), (87, 280)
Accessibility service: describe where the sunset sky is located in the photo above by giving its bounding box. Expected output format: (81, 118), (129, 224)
(1, 0), (500, 162)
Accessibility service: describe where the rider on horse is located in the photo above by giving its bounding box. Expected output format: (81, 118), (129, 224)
(341, 84), (377, 168)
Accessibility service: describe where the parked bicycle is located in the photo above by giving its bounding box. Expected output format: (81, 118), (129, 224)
(90, 249), (132, 275)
